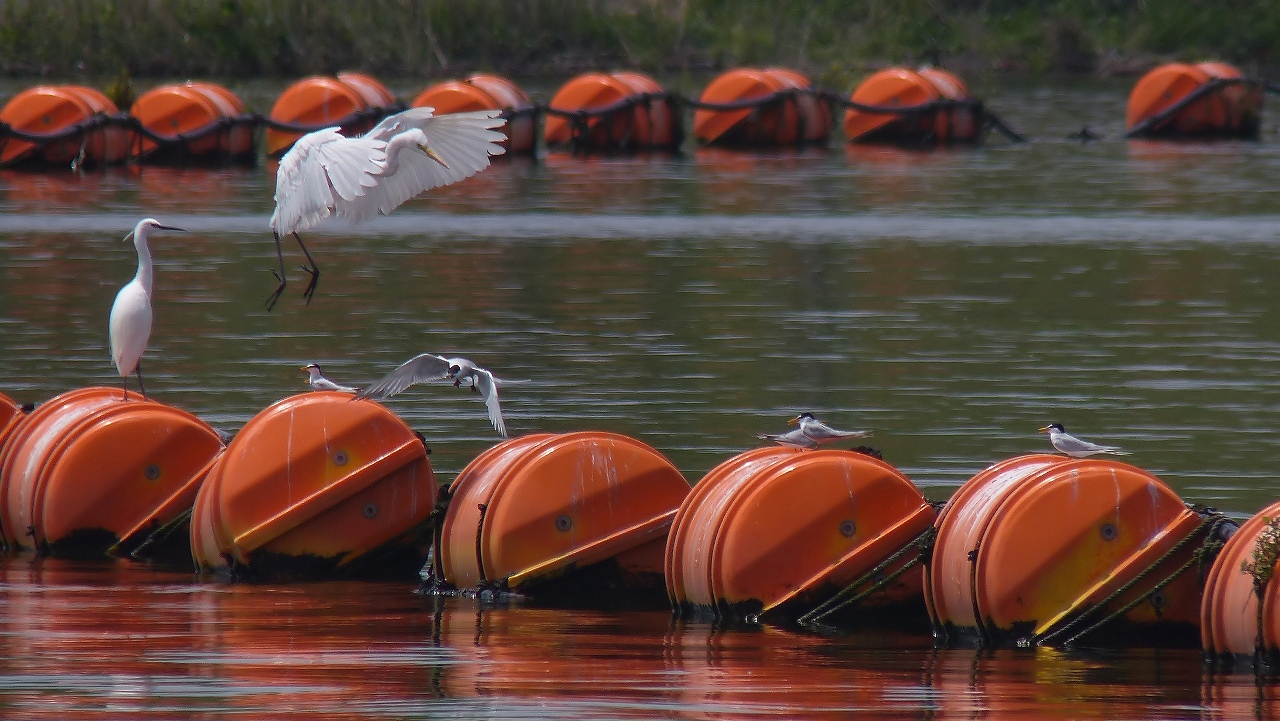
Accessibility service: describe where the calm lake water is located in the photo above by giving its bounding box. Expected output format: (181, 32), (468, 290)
(1, 78), (1279, 718)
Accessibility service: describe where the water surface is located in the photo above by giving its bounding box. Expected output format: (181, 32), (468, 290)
(1, 80), (1279, 718)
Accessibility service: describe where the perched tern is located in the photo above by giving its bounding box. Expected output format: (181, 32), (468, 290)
(354, 354), (513, 437)
(792, 412), (871, 445)
(756, 427), (820, 449)
(109, 218), (185, 401)
(267, 108), (507, 309)
(1039, 423), (1130, 458)
(302, 363), (357, 393)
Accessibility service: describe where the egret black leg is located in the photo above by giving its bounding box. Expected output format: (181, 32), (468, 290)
(266, 230), (288, 311)
(137, 362), (147, 401)
(293, 232), (320, 305)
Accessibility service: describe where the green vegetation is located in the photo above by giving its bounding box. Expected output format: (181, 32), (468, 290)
(0, 0), (1277, 85)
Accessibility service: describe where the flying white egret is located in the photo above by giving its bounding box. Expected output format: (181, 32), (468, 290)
(1039, 423), (1130, 458)
(302, 363), (357, 393)
(267, 107), (508, 309)
(108, 218), (185, 401)
(354, 354), (514, 437)
(791, 412), (871, 445)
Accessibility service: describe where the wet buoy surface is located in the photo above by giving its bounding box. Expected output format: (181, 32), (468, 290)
(928, 454), (1219, 647)
(843, 67), (979, 145)
(439, 432), (689, 605)
(693, 67), (830, 147)
(130, 82), (253, 160)
(544, 72), (680, 152)
(413, 73), (535, 153)
(0, 85), (131, 167)
(665, 446), (935, 625)
(1126, 62), (1262, 138)
(266, 74), (396, 157)
(1201, 499), (1278, 662)
(190, 392), (435, 579)
(0, 392), (26, 455)
(0, 387), (224, 557)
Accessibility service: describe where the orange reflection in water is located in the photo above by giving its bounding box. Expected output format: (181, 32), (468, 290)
(0, 556), (1269, 720)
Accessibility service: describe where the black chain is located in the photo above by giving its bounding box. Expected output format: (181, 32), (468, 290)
(797, 524), (938, 627)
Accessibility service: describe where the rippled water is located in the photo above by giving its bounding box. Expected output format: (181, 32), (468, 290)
(1, 80), (1280, 717)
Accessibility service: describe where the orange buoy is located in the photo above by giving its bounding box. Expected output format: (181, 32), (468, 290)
(129, 82), (254, 160)
(412, 73), (535, 153)
(843, 67), (980, 145)
(543, 71), (680, 152)
(693, 67), (831, 147)
(928, 454), (1223, 647)
(0, 386), (224, 558)
(0, 392), (26, 454)
(265, 74), (396, 157)
(665, 446), (935, 625)
(435, 432), (689, 606)
(1126, 62), (1262, 138)
(190, 392), (436, 579)
(1201, 500), (1278, 663)
(0, 85), (132, 167)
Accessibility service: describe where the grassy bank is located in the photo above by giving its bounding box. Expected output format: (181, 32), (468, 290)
(1, 0), (1277, 87)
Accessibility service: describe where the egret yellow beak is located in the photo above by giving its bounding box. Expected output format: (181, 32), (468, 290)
(419, 144), (449, 169)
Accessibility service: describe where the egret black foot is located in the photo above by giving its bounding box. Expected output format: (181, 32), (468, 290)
(266, 269), (287, 311)
(300, 266), (319, 305)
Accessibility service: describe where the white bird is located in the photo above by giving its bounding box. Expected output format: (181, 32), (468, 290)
(108, 218), (184, 401)
(302, 363), (357, 393)
(354, 354), (513, 437)
(267, 107), (507, 310)
(756, 427), (820, 449)
(791, 412), (871, 445)
(1039, 423), (1130, 458)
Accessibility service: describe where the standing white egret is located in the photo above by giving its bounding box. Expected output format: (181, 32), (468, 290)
(354, 353), (514, 437)
(109, 218), (185, 401)
(302, 363), (357, 393)
(267, 108), (507, 309)
(1039, 423), (1130, 458)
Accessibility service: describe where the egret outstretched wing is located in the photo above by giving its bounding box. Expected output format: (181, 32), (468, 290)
(269, 128), (388, 235)
(342, 110), (507, 222)
(354, 353), (453, 401)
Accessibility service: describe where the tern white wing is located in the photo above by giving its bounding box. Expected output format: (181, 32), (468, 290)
(756, 429), (818, 449)
(474, 370), (507, 438)
(354, 353), (452, 401)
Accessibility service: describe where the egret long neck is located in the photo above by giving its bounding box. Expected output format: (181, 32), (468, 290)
(380, 130), (427, 176)
(134, 231), (154, 293)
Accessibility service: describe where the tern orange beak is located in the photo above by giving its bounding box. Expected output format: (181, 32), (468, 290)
(1038, 426), (1051, 434)
(788, 415), (802, 426)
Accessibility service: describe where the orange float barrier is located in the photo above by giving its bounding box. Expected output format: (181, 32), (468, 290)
(0, 392), (27, 454)
(413, 73), (536, 153)
(0, 85), (132, 167)
(0, 386), (224, 559)
(1126, 62), (1263, 139)
(543, 71), (681, 152)
(431, 432), (689, 606)
(129, 81), (254, 161)
(927, 454), (1229, 647)
(189, 392), (435, 579)
(692, 67), (831, 147)
(265, 73), (399, 157)
(1201, 499), (1280, 665)
(665, 446), (935, 625)
(843, 67), (983, 145)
